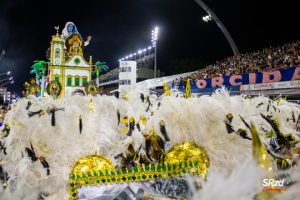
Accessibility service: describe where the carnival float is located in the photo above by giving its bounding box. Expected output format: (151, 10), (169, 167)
(0, 22), (300, 200)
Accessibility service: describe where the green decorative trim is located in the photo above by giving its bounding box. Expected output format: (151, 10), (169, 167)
(74, 57), (81, 65)
(68, 160), (205, 200)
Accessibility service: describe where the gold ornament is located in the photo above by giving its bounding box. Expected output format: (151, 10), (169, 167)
(250, 123), (272, 172)
(69, 143), (210, 200)
(163, 81), (171, 96)
(122, 92), (128, 101)
(118, 116), (129, 133)
(46, 80), (62, 97)
(140, 116), (148, 125)
(159, 120), (165, 126)
(72, 155), (115, 176)
(129, 117), (134, 123)
(89, 98), (94, 111)
(184, 79), (191, 98)
(85, 82), (98, 96)
(165, 142), (210, 178)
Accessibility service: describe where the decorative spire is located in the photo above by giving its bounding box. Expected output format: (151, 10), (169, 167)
(54, 26), (60, 37)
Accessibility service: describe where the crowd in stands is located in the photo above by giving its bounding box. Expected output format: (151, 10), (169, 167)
(180, 40), (300, 83)
(102, 85), (119, 95)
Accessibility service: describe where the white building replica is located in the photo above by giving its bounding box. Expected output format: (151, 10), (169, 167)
(48, 25), (92, 97)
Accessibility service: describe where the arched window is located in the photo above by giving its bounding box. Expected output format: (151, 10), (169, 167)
(75, 76), (80, 86)
(67, 76), (72, 86)
(82, 77), (87, 86)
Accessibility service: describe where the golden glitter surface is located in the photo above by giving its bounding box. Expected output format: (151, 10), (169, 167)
(72, 155), (115, 175)
(165, 142), (210, 178)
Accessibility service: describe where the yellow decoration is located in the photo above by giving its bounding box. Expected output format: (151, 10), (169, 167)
(68, 143), (210, 200)
(265, 130), (276, 138)
(119, 117), (129, 133)
(277, 98), (281, 106)
(140, 116), (148, 125)
(165, 142), (210, 178)
(226, 113), (233, 120)
(129, 117), (134, 123)
(274, 119), (280, 129)
(159, 120), (165, 126)
(122, 92), (128, 101)
(72, 155), (115, 176)
(163, 81), (171, 96)
(250, 123), (272, 172)
(24, 82), (30, 87)
(89, 98), (93, 111)
(284, 133), (299, 145)
(86, 83), (98, 96)
(120, 118), (128, 124)
(184, 79), (191, 98)
(30, 79), (36, 85)
(69, 36), (83, 56)
(119, 128), (129, 134)
(267, 149), (291, 170)
(38, 143), (49, 154)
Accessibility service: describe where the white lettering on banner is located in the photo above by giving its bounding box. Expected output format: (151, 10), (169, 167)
(240, 80), (300, 91)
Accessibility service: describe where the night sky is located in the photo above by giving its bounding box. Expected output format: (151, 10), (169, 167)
(1, 0), (300, 93)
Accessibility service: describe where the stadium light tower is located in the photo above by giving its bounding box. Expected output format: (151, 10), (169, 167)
(152, 26), (159, 78)
(194, 0), (239, 55)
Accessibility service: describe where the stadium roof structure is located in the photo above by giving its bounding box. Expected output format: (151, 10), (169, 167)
(135, 71), (195, 90)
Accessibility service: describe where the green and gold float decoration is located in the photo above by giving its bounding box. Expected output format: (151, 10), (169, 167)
(46, 80), (62, 97)
(85, 82), (98, 96)
(24, 79), (41, 96)
(68, 142), (210, 200)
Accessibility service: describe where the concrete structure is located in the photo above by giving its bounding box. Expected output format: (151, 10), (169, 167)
(119, 61), (137, 93)
(0, 87), (11, 102)
(98, 56), (164, 94)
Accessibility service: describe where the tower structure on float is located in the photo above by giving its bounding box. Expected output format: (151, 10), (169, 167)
(48, 23), (92, 97)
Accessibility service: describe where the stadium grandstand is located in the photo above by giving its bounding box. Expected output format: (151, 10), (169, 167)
(176, 40), (300, 97)
(99, 40), (300, 98)
(181, 40), (300, 82)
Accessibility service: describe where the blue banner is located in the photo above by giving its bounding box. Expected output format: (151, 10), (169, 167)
(177, 66), (300, 93)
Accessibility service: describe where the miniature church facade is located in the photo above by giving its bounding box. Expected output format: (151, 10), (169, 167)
(48, 27), (92, 96)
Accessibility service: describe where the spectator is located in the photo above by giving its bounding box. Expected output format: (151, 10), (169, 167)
(182, 41), (300, 81)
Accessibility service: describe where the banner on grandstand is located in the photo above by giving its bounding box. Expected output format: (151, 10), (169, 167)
(240, 80), (300, 91)
(178, 66), (300, 93)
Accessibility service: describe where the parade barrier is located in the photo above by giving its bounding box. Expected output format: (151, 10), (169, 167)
(178, 66), (300, 94)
